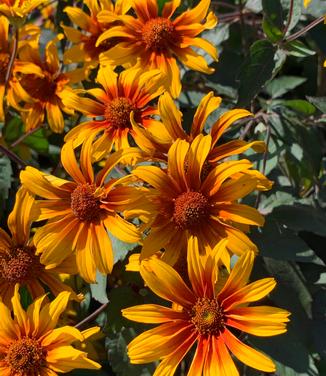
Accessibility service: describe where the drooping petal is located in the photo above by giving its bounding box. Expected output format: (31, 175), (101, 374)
(222, 329), (276, 373)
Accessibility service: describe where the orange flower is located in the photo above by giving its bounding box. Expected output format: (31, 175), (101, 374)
(0, 0), (47, 22)
(96, 0), (217, 97)
(0, 286), (101, 375)
(132, 91), (271, 191)
(10, 34), (82, 133)
(129, 135), (265, 267)
(63, 65), (164, 159)
(0, 16), (41, 121)
(123, 248), (290, 375)
(0, 187), (80, 307)
(20, 138), (142, 283)
(63, 0), (132, 75)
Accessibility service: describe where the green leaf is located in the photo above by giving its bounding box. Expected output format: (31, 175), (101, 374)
(23, 128), (49, 153)
(284, 40), (316, 57)
(262, 0), (284, 42)
(3, 117), (23, 143)
(90, 271), (109, 304)
(19, 286), (33, 310)
(281, 0), (303, 33)
(0, 155), (12, 202)
(271, 204), (326, 237)
(237, 40), (276, 107)
(157, 0), (168, 13)
(265, 75), (306, 98)
(275, 99), (316, 115)
(106, 328), (155, 376)
(108, 231), (138, 264)
(251, 219), (323, 264)
(306, 96), (326, 113)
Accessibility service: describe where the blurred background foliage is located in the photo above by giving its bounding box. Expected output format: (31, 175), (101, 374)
(1, 0), (326, 375)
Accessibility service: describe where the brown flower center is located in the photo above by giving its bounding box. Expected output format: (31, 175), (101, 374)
(173, 191), (209, 229)
(105, 97), (136, 130)
(142, 17), (175, 51)
(190, 297), (225, 336)
(70, 183), (102, 222)
(6, 337), (47, 375)
(0, 53), (10, 84)
(0, 246), (42, 284)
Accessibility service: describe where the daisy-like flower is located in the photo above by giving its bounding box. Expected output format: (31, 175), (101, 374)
(0, 187), (80, 307)
(0, 0), (47, 22)
(20, 138), (142, 283)
(96, 0), (218, 97)
(132, 91), (271, 191)
(130, 135), (265, 266)
(0, 286), (101, 375)
(0, 16), (41, 121)
(123, 248), (290, 376)
(63, 65), (165, 159)
(10, 34), (81, 133)
(63, 0), (132, 75)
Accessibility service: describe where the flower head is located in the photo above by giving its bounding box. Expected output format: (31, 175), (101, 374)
(132, 91), (272, 190)
(0, 0), (47, 23)
(130, 135), (265, 267)
(20, 138), (142, 283)
(63, 65), (165, 159)
(96, 0), (218, 97)
(63, 0), (132, 75)
(10, 34), (81, 133)
(123, 248), (290, 375)
(0, 187), (80, 307)
(0, 286), (101, 375)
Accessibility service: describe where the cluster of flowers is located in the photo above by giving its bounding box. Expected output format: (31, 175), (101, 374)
(0, 0), (290, 375)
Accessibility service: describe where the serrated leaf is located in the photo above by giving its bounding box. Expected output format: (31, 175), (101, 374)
(237, 40), (276, 107)
(23, 128), (49, 153)
(265, 76), (306, 98)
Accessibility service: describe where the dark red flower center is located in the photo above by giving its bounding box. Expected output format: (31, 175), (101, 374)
(6, 337), (47, 374)
(190, 297), (225, 336)
(20, 73), (57, 101)
(0, 246), (42, 284)
(173, 191), (209, 229)
(71, 183), (102, 222)
(105, 97), (137, 130)
(142, 17), (175, 51)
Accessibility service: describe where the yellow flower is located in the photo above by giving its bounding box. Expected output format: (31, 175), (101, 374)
(304, 0), (312, 7)
(129, 135), (265, 267)
(0, 187), (81, 307)
(63, 65), (164, 159)
(20, 138), (142, 283)
(96, 0), (218, 97)
(63, 0), (132, 75)
(123, 249), (290, 376)
(10, 34), (82, 133)
(0, 0), (47, 23)
(0, 15), (41, 121)
(0, 285), (101, 374)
